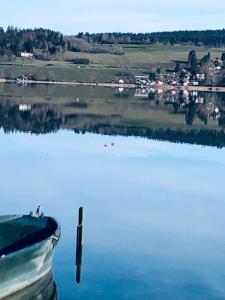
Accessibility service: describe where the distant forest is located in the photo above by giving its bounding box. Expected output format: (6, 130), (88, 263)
(81, 30), (225, 47)
(0, 26), (65, 60)
(1, 27), (225, 61)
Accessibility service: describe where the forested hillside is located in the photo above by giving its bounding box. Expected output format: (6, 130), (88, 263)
(81, 30), (225, 47)
(0, 27), (65, 60)
(1, 26), (225, 62)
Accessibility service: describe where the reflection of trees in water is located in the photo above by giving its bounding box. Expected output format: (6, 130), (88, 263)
(0, 96), (225, 147)
(219, 110), (225, 127)
(149, 89), (224, 127)
(185, 104), (196, 126)
(84, 124), (225, 148)
(148, 91), (156, 101)
(0, 104), (63, 134)
(185, 101), (208, 126)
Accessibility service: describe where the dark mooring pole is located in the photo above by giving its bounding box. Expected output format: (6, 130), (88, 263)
(76, 207), (83, 283)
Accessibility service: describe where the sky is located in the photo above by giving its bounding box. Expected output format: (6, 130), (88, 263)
(1, 0), (225, 34)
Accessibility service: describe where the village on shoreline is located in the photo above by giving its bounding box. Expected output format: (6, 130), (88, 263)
(1, 47), (225, 94)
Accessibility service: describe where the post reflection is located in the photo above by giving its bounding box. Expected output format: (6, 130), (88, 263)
(75, 207), (83, 284)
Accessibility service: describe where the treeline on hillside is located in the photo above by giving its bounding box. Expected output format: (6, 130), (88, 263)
(1, 26), (225, 62)
(87, 125), (225, 148)
(0, 26), (65, 60)
(78, 30), (225, 47)
(66, 36), (124, 55)
(0, 26), (124, 60)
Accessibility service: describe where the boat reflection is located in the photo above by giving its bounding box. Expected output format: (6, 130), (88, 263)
(5, 272), (58, 300)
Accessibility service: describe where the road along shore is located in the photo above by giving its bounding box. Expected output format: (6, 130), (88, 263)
(1, 78), (225, 93)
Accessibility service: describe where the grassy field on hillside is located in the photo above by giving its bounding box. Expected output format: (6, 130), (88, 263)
(0, 44), (222, 82)
(62, 44), (222, 68)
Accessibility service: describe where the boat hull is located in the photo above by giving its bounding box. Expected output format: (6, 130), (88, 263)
(0, 215), (60, 299)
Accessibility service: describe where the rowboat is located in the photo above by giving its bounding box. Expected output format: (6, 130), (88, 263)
(0, 211), (60, 299)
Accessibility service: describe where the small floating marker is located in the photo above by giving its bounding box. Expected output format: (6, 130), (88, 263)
(104, 144), (108, 147)
(111, 142), (115, 146)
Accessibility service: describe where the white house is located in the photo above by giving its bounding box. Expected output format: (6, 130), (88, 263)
(21, 52), (34, 58)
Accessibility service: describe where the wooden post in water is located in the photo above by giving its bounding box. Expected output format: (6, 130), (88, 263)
(75, 207), (83, 283)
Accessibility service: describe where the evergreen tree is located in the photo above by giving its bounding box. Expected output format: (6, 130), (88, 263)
(188, 50), (198, 74)
(175, 61), (181, 72)
(200, 52), (211, 65)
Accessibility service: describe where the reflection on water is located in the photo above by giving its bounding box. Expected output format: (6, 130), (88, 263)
(1, 85), (225, 299)
(1, 129), (225, 299)
(0, 85), (225, 147)
(75, 207), (84, 284)
(6, 272), (58, 300)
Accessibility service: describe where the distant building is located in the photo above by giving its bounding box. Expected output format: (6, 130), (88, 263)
(135, 76), (150, 87)
(21, 52), (34, 58)
(196, 73), (206, 81)
(157, 80), (164, 86)
(118, 79), (125, 84)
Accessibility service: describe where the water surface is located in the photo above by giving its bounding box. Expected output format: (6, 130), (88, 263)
(1, 87), (225, 299)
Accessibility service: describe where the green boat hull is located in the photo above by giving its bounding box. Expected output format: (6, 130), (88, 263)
(0, 214), (60, 299)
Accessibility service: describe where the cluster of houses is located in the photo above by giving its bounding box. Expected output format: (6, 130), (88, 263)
(117, 55), (225, 90)
(212, 58), (223, 70)
(133, 71), (206, 88)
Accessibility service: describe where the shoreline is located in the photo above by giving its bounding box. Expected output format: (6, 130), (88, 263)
(1, 78), (225, 93)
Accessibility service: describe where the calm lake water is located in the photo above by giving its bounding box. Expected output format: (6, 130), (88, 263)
(1, 86), (225, 299)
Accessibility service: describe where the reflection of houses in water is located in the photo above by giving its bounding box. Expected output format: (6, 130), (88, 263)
(134, 88), (149, 97)
(134, 88), (223, 126)
(19, 104), (32, 111)
(147, 89), (222, 125)
(115, 88), (135, 98)
(134, 87), (163, 98)
(171, 90), (220, 122)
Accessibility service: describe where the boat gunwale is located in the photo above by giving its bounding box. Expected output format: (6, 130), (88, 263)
(0, 215), (60, 258)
